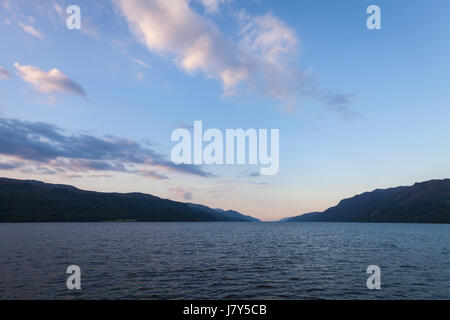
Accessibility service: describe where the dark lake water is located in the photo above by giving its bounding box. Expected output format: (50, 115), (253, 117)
(1, 222), (450, 299)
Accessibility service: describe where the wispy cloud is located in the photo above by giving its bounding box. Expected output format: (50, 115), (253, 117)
(140, 169), (168, 180)
(4, 0), (355, 114)
(114, 0), (305, 102)
(0, 65), (11, 79)
(53, 2), (63, 15)
(0, 161), (23, 170)
(178, 122), (194, 129)
(195, 0), (230, 14)
(244, 171), (261, 178)
(2, 0), (11, 10)
(304, 88), (361, 120)
(321, 92), (361, 120)
(133, 59), (150, 69)
(114, 0), (355, 113)
(17, 22), (43, 38)
(13, 62), (86, 98)
(0, 117), (213, 179)
(132, 59), (149, 82)
(170, 185), (193, 200)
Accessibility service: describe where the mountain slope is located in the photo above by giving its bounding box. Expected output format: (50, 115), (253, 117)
(185, 203), (260, 222)
(288, 179), (450, 223)
(214, 208), (260, 222)
(0, 178), (259, 222)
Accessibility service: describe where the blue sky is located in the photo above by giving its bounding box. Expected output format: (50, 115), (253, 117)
(1, 0), (450, 221)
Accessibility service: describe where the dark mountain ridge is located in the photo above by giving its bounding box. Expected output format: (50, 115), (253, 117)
(0, 177), (259, 222)
(288, 179), (450, 223)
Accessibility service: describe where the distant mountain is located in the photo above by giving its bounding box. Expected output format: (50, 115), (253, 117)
(287, 179), (450, 223)
(277, 217), (295, 222)
(213, 208), (260, 222)
(0, 178), (259, 222)
(183, 204), (259, 222)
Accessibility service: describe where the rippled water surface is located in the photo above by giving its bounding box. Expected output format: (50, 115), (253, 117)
(1, 222), (450, 299)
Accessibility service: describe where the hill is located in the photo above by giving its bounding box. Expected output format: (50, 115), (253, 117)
(0, 178), (259, 222)
(288, 179), (450, 223)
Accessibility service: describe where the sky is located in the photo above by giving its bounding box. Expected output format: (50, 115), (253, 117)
(1, 0), (450, 221)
